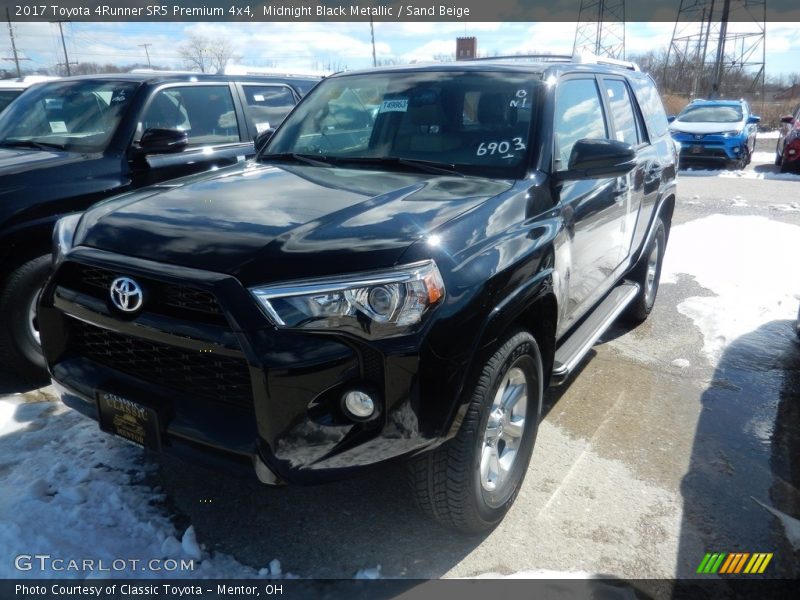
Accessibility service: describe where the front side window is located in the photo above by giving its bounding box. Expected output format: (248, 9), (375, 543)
(140, 85), (239, 146)
(553, 78), (608, 171)
(266, 71), (540, 178)
(0, 80), (138, 153)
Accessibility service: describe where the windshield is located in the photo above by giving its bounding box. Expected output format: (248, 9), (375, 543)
(265, 70), (541, 177)
(0, 79), (139, 153)
(678, 105), (743, 123)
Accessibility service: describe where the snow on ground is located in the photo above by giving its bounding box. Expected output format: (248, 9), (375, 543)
(0, 397), (282, 579)
(661, 214), (800, 366)
(758, 130), (781, 139)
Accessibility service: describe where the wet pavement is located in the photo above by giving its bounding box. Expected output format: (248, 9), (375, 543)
(1, 143), (799, 580)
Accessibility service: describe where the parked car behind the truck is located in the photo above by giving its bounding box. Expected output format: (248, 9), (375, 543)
(0, 75), (60, 113)
(775, 105), (800, 173)
(669, 98), (760, 169)
(0, 72), (319, 382)
(39, 55), (677, 532)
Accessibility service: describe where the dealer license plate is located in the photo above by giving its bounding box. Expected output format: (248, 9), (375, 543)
(96, 391), (161, 451)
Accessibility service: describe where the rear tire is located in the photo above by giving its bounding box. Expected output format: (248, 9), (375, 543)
(0, 255), (51, 385)
(624, 216), (666, 323)
(408, 331), (543, 533)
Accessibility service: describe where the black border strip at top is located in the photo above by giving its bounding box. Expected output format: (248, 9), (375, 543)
(1, 0), (798, 22)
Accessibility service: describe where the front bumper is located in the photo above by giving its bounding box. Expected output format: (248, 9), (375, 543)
(671, 133), (748, 163)
(39, 248), (453, 484)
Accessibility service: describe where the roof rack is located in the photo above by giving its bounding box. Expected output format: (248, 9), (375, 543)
(468, 52), (640, 71)
(468, 54), (574, 62)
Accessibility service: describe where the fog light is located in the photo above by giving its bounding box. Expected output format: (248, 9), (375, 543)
(342, 390), (375, 420)
(789, 149), (797, 155)
(733, 147), (741, 154)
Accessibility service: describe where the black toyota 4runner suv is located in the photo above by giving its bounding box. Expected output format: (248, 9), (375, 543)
(0, 72), (318, 381)
(39, 57), (677, 532)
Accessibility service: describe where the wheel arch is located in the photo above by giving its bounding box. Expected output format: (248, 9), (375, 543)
(443, 267), (558, 439)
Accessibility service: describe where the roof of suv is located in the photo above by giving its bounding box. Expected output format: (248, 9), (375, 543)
(41, 72), (321, 88)
(332, 56), (645, 79)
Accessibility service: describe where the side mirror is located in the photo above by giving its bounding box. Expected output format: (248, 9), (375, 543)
(667, 115), (676, 123)
(255, 128), (275, 153)
(747, 115), (761, 124)
(138, 128), (188, 154)
(781, 115), (795, 125)
(557, 138), (637, 181)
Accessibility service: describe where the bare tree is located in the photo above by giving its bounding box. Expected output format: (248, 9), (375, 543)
(179, 35), (238, 74)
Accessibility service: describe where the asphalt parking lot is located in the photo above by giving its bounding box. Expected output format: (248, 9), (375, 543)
(1, 137), (799, 580)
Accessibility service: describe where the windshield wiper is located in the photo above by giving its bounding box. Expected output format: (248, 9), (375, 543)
(0, 139), (68, 151)
(260, 152), (336, 168)
(340, 157), (465, 177)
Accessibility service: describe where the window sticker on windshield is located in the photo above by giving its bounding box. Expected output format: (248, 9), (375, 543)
(253, 94), (265, 102)
(49, 121), (67, 133)
(256, 122), (271, 133)
(379, 98), (409, 113)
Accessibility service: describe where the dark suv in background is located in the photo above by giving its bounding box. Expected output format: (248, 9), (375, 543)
(39, 56), (677, 532)
(0, 72), (317, 381)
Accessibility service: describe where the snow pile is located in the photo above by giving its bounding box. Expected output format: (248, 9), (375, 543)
(679, 167), (800, 181)
(0, 397), (281, 579)
(661, 214), (800, 366)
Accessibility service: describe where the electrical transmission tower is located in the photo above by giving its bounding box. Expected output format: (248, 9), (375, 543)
(573, 0), (626, 60)
(664, 0), (766, 100)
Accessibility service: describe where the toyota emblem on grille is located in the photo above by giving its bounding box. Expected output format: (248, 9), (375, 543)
(110, 277), (143, 313)
(694, 134), (704, 140)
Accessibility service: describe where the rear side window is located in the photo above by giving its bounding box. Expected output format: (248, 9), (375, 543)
(242, 85), (296, 133)
(140, 85), (239, 146)
(553, 78), (608, 171)
(629, 76), (669, 140)
(603, 79), (640, 146)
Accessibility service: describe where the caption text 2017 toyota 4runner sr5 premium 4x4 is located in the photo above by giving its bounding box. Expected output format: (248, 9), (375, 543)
(39, 56), (677, 532)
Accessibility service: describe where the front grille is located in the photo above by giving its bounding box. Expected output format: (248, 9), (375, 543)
(62, 264), (225, 324)
(162, 285), (222, 315)
(70, 319), (253, 408)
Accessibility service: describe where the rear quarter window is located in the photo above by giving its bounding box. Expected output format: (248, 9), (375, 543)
(629, 76), (669, 140)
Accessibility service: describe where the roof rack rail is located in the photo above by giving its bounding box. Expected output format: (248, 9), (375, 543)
(468, 54), (575, 62)
(573, 52), (640, 71)
(467, 52), (640, 71)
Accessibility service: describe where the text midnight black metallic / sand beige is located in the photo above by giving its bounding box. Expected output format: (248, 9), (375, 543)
(39, 55), (677, 532)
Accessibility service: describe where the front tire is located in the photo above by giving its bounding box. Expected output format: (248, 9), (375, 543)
(409, 331), (543, 533)
(625, 216), (666, 323)
(0, 255), (51, 385)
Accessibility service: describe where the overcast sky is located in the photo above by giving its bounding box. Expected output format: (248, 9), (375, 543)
(2, 21), (798, 78)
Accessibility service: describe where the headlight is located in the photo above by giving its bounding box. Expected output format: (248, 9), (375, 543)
(250, 260), (445, 338)
(52, 213), (82, 267)
(721, 130), (742, 137)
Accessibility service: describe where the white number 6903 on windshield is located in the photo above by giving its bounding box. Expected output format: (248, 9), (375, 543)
(476, 137), (526, 157)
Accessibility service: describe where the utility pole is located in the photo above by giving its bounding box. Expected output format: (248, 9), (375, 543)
(56, 20), (71, 76)
(369, 16), (376, 67)
(709, 0), (731, 98)
(5, 7), (23, 77)
(139, 43), (152, 68)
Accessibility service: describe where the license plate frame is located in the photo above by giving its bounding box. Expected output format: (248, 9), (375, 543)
(96, 391), (162, 451)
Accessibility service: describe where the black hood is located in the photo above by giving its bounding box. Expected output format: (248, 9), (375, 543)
(78, 162), (513, 285)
